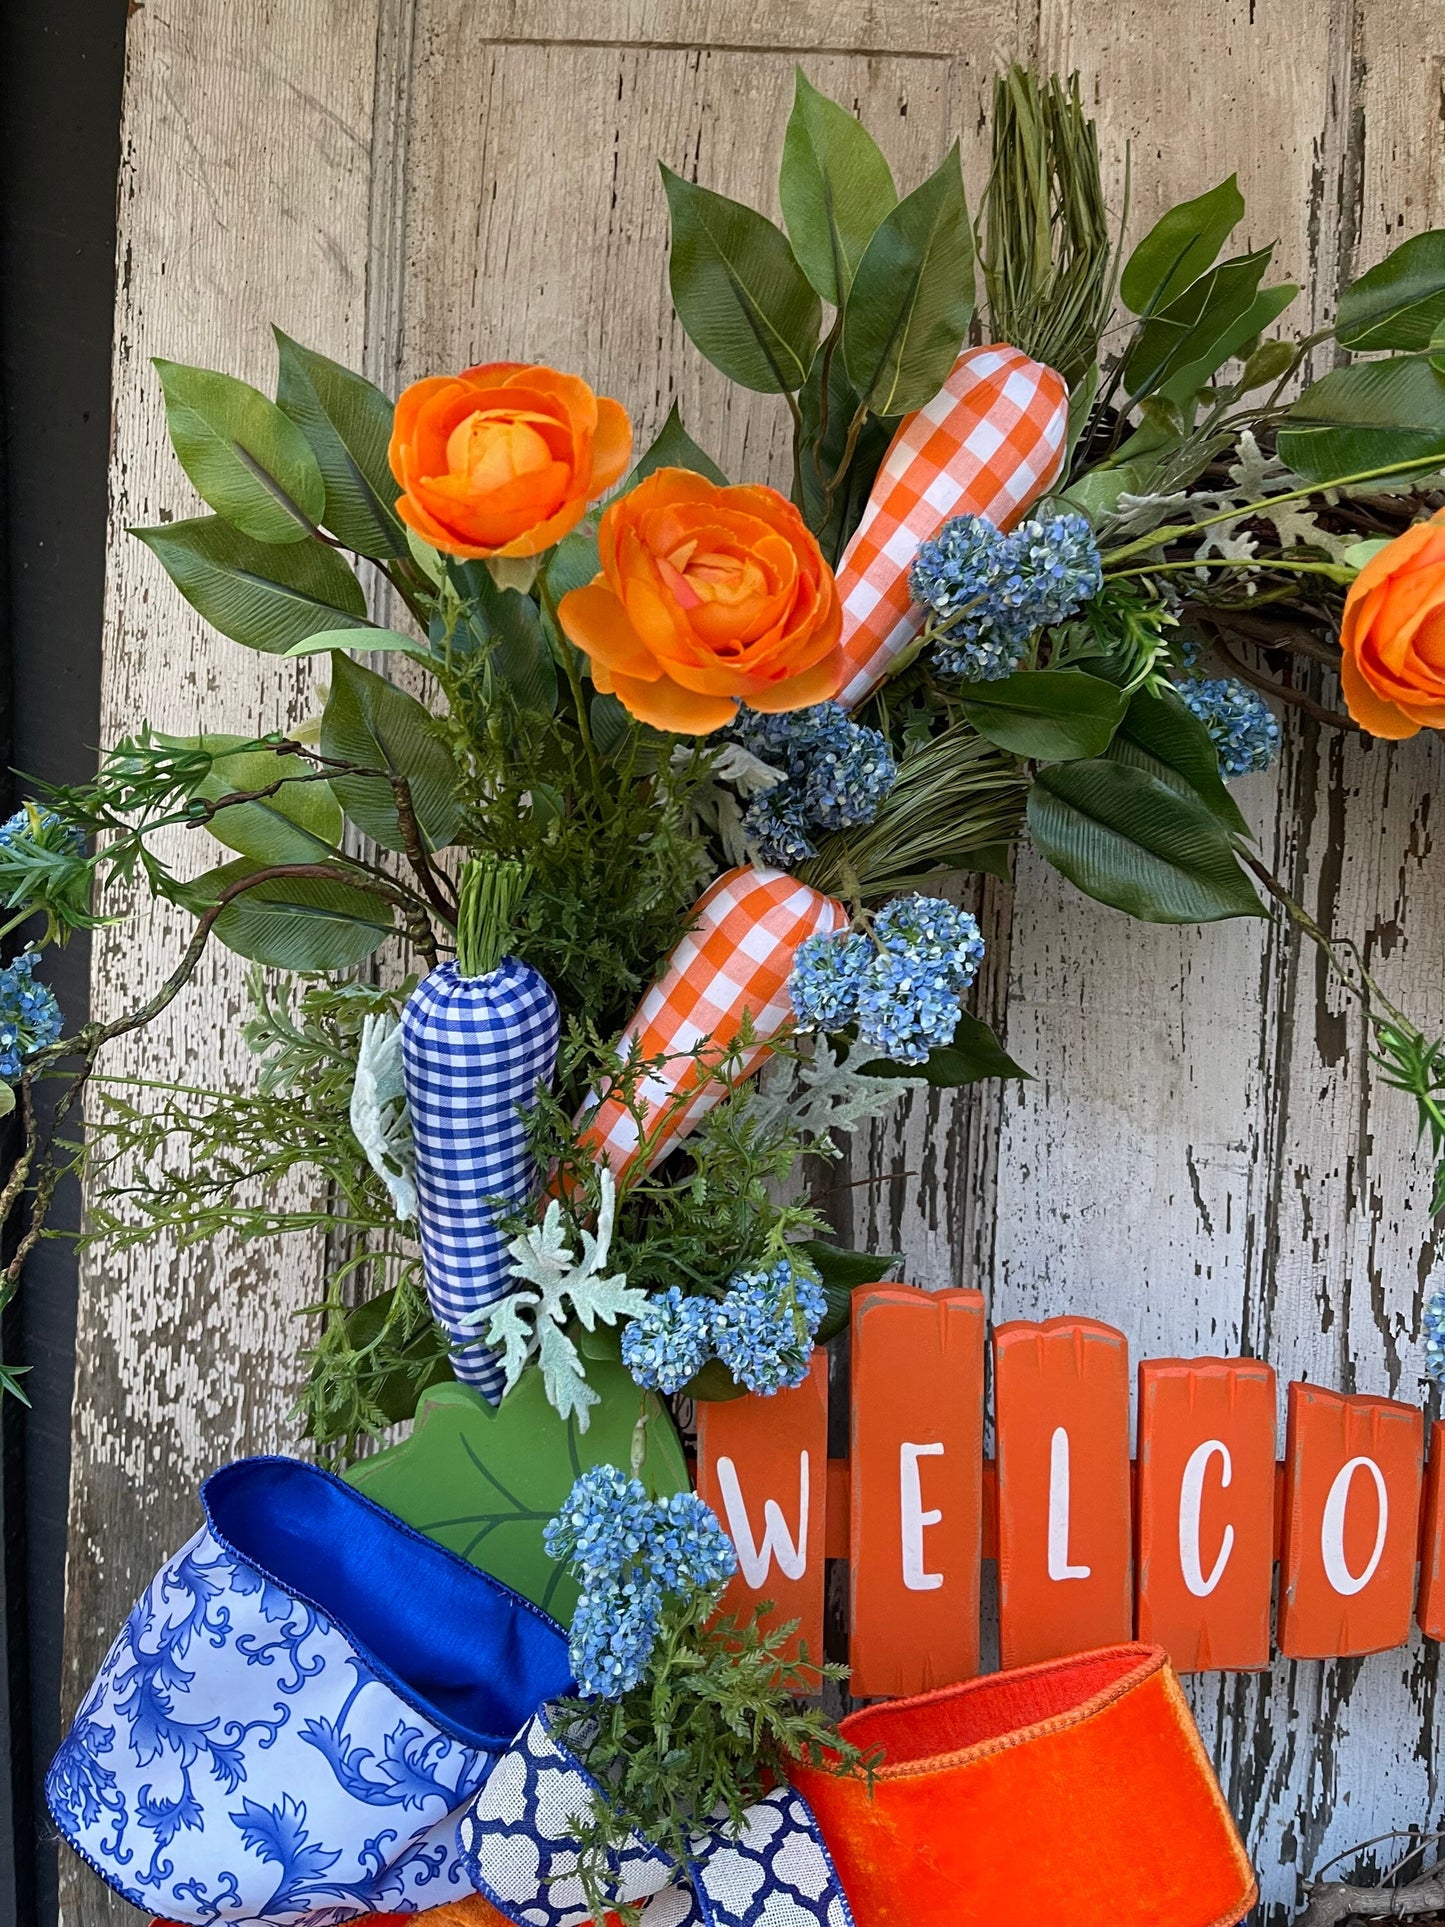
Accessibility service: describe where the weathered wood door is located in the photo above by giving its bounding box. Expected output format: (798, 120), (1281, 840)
(63, 3), (1445, 1921)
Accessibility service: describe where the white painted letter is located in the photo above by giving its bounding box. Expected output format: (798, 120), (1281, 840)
(900, 1442), (945, 1592)
(715, 1453), (810, 1588)
(1178, 1439), (1235, 1598)
(1321, 1455), (1389, 1597)
(1047, 1426), (1092, 1581)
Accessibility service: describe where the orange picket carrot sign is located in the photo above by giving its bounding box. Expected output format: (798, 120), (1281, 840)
(1278, 1382), (1424, 1659)
(849, 1286), (986, 1699)
(1136, 1357), (1277, 1673)
(576, 866), (847, 1182)
(696, 1350), (829, 1664)
(832, 344), (1069, 710)
(1418, 1418), (1445, 1639)
(993, 1318), (1133, 1669)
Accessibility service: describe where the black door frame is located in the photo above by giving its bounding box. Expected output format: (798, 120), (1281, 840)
(0, 3), (128, 1921)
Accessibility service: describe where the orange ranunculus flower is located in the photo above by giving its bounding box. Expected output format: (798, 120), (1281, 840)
(387, 362), (631, 560)
(556, 468), (844, 734)
(1339, 508), (1445, 739)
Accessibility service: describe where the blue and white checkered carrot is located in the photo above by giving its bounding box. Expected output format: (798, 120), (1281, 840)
(401, 861), (559, 1399)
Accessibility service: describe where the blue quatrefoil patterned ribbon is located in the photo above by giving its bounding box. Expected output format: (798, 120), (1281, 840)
(47, 1456), (855, 1927)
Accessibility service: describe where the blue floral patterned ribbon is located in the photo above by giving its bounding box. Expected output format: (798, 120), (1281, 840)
(457, 1710), (856, 1927)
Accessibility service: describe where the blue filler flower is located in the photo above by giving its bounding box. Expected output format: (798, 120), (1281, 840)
(1424, 1286), (1445, 1387)
(731, 702), (897, 869)
(542, 1465), (656, 1584)
(648, 1492), (739, 1596)
(788, 929), (872, 1032)
(712, 1259), (828, 1396)
(567, 1575), (663, 1699)
(911, 510), (1102, 682)
(0, 952), (63, 1084)
(1176, 677), (1281, 778)
(621, 1287), (713, 1395)
(788, 894), (985, 1066)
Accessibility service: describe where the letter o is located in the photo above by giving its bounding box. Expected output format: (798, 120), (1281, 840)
(1321, 1455), (1389, 1597)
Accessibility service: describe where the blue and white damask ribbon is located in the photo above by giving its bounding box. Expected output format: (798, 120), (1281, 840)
(458, 1711), (855, 1927)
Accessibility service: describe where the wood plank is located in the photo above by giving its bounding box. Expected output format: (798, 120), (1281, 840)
(60, 3), (383, 1921)
(450, 0), (965, 55)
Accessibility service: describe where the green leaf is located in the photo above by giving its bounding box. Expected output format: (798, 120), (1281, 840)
(1156, 282), (1298, 405)
(1028, 759), (1266, 924)
(153, 358), (325, 542)
(843, 143), (974, 416)
(191, 858), (394, 969)
(1061, 460), (1149, 522)
(1119, 175), (1245, 316)
(468, 575), (558, 715)
(800, 1238), (903, 1345)
(273, 329), (408, 558)
(661, 165), (821, 393)
(1107, 686), (1250, 837)
(590, 692), (632, 756)
(134, 516), (368, 653)
(796, 344), (894, 563)
(959, 668), (1127, 762)
(779, 69), (898, 307)
(625, 402), (728, 489)
(1277, 356), (1445, 485)
(859, 1010), (1028, 1088)
(345, 1368), (688, 1619)
(177, 734), (344, 865)
(1336, 232), (1445, 351)
(286, 626), (432, 663)
(545, 528), (601, 602)
(1124, 249), (1272, 400)
(319, 653), (461, 852)
(328, 1287), (455, 1428)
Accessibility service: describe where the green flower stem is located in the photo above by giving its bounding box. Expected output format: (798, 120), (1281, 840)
(537, 567), (602, 786)
(1105, 556), (1356, 583)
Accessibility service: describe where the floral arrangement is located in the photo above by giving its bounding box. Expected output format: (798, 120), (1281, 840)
(28, 63), (1445, 1927)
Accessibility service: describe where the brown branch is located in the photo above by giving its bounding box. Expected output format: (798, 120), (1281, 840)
(390, 772), (458, 926)
(1193, 616), (1363, 734)
(1299, 1871), (1445, 1925)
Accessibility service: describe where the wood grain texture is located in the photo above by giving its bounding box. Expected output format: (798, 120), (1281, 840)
(64, 3), (1445, 1923)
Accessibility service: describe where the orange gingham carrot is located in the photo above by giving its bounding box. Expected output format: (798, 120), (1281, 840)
(834, 344), (1069, 710)
(577, 865), (848, 1182)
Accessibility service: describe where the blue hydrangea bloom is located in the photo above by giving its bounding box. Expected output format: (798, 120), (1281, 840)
(621, 1287), (713, 1395)
(567, 1574), (664, 1699)
(854, 896), (986, 1066)
(0, 807), (84, 856)
(648, 1491), (738, 1596)
(712, 1259), (828, 1395)
(1424, 1287), (1445, 1387)
(912, 510), (1103, 682)
(729, 702), (897, 869)
(788, 929), (871, 1032)
(542, 1465), (656, 1584)
(1177, 677), (1281, 777)
(0, 952), (63, 1084)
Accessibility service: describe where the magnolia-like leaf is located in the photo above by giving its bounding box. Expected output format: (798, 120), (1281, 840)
(274, 329), (409, 557)
(859, 1010), (1028, 1088)
(843, 144), (974, 417)
(1336, 231), (1445, 352)
(349, 1014), (417, 1221)
(1124, 249), (1273, 400)
(959, 668), (1128, 763)
(1119, 175), (1245, 316)
(1156, 282), (1298, 406)
(1028, 759), (1266, 924)
(154, 358), (325, 542)
(286, 627), (432, 662)
(661, 166), (821, 394)
(171, 734), (343, 867)
(319, 652), (461, 853)
(625, 402), (728, 489)
(1106, 686), (1250, 838)
(779, 69), (898, 307)
(191, 859), (395, 969)
(1277, 357), (1445, 486)
(134, 516), (369, 654)
(345, 1371), (688, 1619)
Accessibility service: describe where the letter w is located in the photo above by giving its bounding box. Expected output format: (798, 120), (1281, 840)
(714, 1453), (810, 1587)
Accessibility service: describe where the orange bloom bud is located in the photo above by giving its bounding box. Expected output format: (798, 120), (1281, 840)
(388, 362), (631, 560)
(1338, 508), (1445, 739)
(557, 467), (843, 734)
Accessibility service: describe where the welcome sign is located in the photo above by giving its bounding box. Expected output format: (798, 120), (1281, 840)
(695, 1289), (1442, 1698)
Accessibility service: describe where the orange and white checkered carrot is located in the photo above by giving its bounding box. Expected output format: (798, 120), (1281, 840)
(577, 866), (848, 1182)
(834, 344), (1069, 710)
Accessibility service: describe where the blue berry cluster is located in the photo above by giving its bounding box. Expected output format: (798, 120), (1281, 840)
(621, 1259), (827, 1397)
(1424, 1286), (1445, 1388)
(909, 511), (1103, 682)
(1176, 676), (1281, 778)
(728, 703), (897, 869)
(0, 953), (62, 1084)
(544, 1466), (739, 1699)
(788, 893), (985, 1065)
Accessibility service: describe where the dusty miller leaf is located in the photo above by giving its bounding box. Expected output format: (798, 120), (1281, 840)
(348, 1014), (417, 1222)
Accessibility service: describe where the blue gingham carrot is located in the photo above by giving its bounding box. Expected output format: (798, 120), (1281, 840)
(400, 861), (559, 1399)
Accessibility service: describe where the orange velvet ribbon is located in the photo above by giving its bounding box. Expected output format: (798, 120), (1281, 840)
(789, 1643), (1256, 1927)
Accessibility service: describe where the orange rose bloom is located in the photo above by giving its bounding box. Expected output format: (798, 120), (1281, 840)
(1339, 508), (1445, 739)
(387, 362), (631, 560)
(557, 468), (843, 733)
